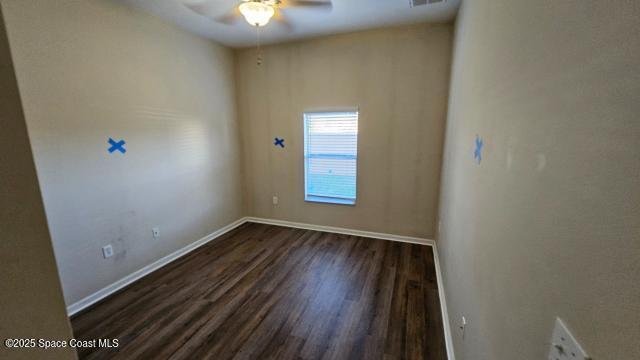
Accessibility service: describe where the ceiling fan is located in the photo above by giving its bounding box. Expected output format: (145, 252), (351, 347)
(184, 0), (333, 29)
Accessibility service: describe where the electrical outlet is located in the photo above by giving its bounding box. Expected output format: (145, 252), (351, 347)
(152, 227), (160, 239)
(272, 196), (278, 205)
(102, 244), (114, 259)
(548, 318), (590, 360)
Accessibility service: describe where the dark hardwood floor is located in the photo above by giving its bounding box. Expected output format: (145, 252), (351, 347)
(71, 222), (447, 360)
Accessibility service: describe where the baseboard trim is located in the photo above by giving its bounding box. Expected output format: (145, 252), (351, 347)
(66, 217), (248, 316)
(431, 241), (456, 360)
(245, 217), (435, 246)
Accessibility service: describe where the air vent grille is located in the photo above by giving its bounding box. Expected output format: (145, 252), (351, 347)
(410, 0), (445, 7)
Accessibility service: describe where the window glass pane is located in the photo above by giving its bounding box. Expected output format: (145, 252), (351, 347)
(304, 111), (358, 205)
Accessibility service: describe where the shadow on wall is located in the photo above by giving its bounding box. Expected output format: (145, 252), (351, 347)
(0, 3), (75, 359)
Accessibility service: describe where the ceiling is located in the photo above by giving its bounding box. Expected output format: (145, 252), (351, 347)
(118, 0), (460, 48)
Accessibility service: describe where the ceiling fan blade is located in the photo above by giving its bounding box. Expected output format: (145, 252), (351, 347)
(183, 1), (216, 16)
(282, 0), (333, 10)
(274, 8), (294, 31)
(184, 1), (240, 24)
(214, 9), (241, 25)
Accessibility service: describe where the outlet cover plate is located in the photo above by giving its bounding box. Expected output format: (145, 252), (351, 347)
(152, 227), (160, 239)
(102, 244), (114, 259)
(548, 318), (590, 360)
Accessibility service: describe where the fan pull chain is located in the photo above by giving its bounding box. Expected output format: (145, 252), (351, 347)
(256, 25), (263, 66)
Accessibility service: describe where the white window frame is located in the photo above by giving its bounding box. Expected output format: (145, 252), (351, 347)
(303, 109), (359, 206)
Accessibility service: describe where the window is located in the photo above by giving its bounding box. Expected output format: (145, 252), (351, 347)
(304, 111), (358, 205)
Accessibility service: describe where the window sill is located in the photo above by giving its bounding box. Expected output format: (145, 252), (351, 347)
(305, 195), (356, 206)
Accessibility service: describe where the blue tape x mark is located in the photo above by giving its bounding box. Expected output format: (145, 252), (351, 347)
(474, 135), (483, 164)
(108, 138), (126, 154)
(274, 138), (285, 148)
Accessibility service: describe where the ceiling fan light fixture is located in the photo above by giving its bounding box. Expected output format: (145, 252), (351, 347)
(239, 1), (275, 27)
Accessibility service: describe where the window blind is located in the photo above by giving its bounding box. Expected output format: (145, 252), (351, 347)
(304, 111), (358, 205)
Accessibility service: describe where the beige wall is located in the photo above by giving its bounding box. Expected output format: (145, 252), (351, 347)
(438, 1), (640, 359)
(236, 24), (452, 238)
(0, 4), (75, 359)
(1, 0), (243, 306)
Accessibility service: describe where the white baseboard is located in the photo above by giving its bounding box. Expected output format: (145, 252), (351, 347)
(245, 217), (435, 246)
(66, 217), (249, 316)
(431, 242), (456, 360)
(246, 217), (454, 360)
(66, 215), (455, 360)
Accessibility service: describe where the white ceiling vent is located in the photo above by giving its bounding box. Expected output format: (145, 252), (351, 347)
(410, 0), (445, 7)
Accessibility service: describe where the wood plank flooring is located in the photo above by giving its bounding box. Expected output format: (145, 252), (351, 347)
(71, 222), (447, 360)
